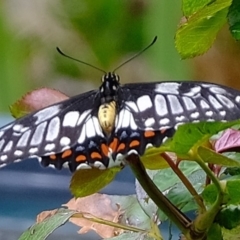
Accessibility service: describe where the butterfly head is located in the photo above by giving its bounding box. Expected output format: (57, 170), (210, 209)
(100, 72), (120, 103)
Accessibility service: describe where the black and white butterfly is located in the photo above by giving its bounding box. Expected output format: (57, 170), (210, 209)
(1, 36), (240, 172)
(1, 72), (240, 172)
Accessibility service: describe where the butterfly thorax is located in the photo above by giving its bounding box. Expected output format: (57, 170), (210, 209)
(98, 72), (120, 135)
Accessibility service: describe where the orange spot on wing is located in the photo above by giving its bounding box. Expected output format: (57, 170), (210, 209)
(109, 138), (118, 152)
(129, 140), (140, 148)
(144, 131), (155, 138)
(50, 154), (57, 160)
(76, 155), (86, 162)
(91, 152), (102, 159)
(117, 143), (125, 152)
(61, 149), (72, 158)
(101, 144), (109, 157)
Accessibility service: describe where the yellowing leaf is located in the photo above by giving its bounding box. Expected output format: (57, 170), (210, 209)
(141, 149), (171, 170)
(70, 167), (121, 197)
(198, 146), (240, 167)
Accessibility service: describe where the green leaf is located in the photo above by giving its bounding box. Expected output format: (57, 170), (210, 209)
(148, 162), (204, 220)
(222, 224), (240, 239)
(201, 183), (218, 205)
(166, 185), (198, 212)
(19, 208), (75, 240)
(141, 152), (170, 170)
(162, 120), (240, 157)
(70, 167), (121, 197)
(176, 0), (232, 59)
(224, 164), (240, 176)
(207, 223), (223, 240)
(225, 180), (240, 205)
(216, 205), (240, 229)
(135, 180), (158, 219)
(202, 179), (240, 205)
(182, 0), (212, 17)
(152, 161), (203, 191)
(228, 0), (240, 40)
(198, 146), (240, 166)
(107, 195), (163, 239)
(222, 153), (240, 176)
(108, 232), (157, 240)
(109, 195), (151, 230)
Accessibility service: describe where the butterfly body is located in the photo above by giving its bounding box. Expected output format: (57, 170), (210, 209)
(1, 73), (240, 171)
(97, 72), (120, 135)
(98, 101), (117, 135)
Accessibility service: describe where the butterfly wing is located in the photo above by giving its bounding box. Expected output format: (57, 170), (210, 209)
(0, 90), (107, 169)
(119, 81), (240, 130)
(108, 81), (240, 161)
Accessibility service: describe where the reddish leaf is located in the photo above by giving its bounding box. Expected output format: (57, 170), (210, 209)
(63, 194), (123, 238)
(36, 209), (58, 223)
(10, 88), (69, 118)
(214, 129), (240, 153)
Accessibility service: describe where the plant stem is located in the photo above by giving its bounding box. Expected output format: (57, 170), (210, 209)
(161, 153), (206, 214)
(196, 156), (223, 196)
(191, 155), (225, 235)
(73, 212), (146, 233)
(126, 154), (194, 237)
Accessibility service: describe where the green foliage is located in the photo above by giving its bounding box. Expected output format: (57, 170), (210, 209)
(1, 0), (240, 114)
(0, 4), (30, 111)
(17, 106), (240, 239)
(109, 232), (157, 240)
(197, 146), (240, 166)
(152, 161), (202, 191)
(20, 195), (164, 240)
(224, 164), (240, 175)
(61, 1), (145, 69)
(207, 223), (223, 240)
(161, 120), (240, 156)
(202, 179), (240, 205)
(216, 205), (240, 229)
(19, 209), (76, 240)
(70, 167), (121, 197)
(228, 0), (240, 40)
(176, 0), (240, 59)
(182, 0), (213, 17)
(176, 0), (232, 59)
(222, 225), (240, 239)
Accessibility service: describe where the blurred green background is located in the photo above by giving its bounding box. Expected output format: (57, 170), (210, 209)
(0, 0), (240, 112)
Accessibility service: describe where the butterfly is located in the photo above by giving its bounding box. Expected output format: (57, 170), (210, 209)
(1, 73), (240, 172)
(1, 37), (240, 172)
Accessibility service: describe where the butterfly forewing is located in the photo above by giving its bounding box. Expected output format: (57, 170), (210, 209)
(0, 90), (102, 167)
(120, 81), (240, 130)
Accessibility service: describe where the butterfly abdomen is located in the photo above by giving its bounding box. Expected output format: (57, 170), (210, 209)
(98, 101), (117, 135)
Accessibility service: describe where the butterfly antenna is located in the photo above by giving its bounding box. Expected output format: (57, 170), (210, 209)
(113, 36), (158, 73)
(56, 47), (107, 74)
